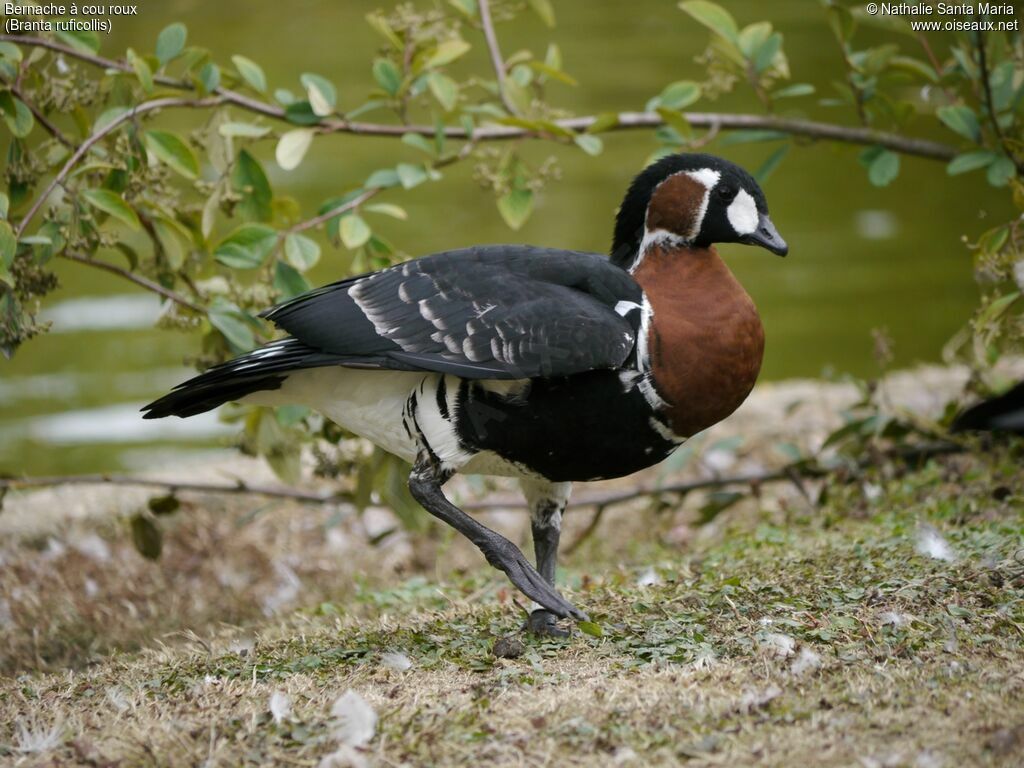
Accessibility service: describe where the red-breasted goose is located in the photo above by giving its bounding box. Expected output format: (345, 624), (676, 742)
(143, 152), (788, 634)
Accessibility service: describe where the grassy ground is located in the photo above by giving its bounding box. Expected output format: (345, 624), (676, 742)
(2, 442), (1024, 766)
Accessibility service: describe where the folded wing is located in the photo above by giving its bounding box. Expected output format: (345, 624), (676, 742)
(262, 244), (642, 379)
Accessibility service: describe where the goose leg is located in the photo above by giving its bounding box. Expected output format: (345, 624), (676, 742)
(408, 457), (587, 622)
(522, 479), (573, 637)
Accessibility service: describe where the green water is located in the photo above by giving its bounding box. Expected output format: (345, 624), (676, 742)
(0, 1), (1010, 475)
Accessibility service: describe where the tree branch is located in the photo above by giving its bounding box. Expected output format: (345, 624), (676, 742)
(0, 34), (959, 162)
(15, 95), (225, 238)
(0, 473), (350, 504)
(60, 251), (204, 313)
(0, 442), (964, 518)
(477, 0), (516, 115)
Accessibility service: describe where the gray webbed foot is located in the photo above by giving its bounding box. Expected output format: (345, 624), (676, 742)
(524, 608), (571, 637)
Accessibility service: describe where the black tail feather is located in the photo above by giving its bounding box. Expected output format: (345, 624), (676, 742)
(142, 337), (428, 419)
(141, 337), (314, 419)
(951, 380), (1024, 434)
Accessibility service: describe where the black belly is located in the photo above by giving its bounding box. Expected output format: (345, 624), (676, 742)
(454, 370), (679, 482)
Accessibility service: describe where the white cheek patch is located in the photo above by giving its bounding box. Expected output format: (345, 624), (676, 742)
(727, 189), (759, 236)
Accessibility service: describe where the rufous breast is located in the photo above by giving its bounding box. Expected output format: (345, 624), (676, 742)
(633, 244), (764, 438)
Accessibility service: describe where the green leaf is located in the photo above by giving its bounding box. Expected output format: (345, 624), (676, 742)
(232, 54), (267, 93)
(396, 163), (428, 189)
(0, 42), (22, 63)
(274, 88), (297, 106)
(365, 202), (408, 220)
(275, 129), (315, 170)
(755, 143), (790, 184)
(497, 188), (533, 230)
(0, 192), (8, 221)
(80, 188), (141, 230)
(859, 146), (900, 187)
(578, 621), (603, 638)
(986, 156), (1016, 187)
(889, 55), (938, 83)
(231, 149), (273, 222)
(365, 12), (403, 49)
(772, 83), (814, 99)
(273, 259), (311, 299)
(936, 105), (981, 143)
(573, 133), (603, 156)
(373, 58), (402, 96)
(720, 129), (788, 146)
(527, 0), (556, 27)
(0, 92), (33, 138)
(218, 121), (271, 138)
(752, 32), (783, 74)
(155, 22), (187, 66)
(365, 168), (401, 188)
(402, 132), (437, 157)
(657, 107), (692, 140)
(648, 80), (701, 111)
(340, 214), (372, 249)
(284, 232), (321, 270)
(151, 215), (191, 270)
(208, 299), (256, 352)
(529, 60), (577, 86)
(427, 72), (459, 112)
(697, 490), (744, 524)
(130, 514), (162, 560)
(588, 112), (619, 133)
(738, 21), (771, 58)
(144, 130), (199, 179)
(418, 39), (471, 70)
(301, 72), (337, 117)
(678, 0), (738, 43)
(283, 100), (321, 125)
(198, 62), (220, 94)
(214, 223), (277, 268)
(148, 494), (180, 516)
(946, 150), (998, 176)
(448, 0), (478, 18)
(126, 48), (153, 93)
(0, 220), (15, 270)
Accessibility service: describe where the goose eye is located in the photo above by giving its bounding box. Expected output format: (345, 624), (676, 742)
(717, 186), (737, 201)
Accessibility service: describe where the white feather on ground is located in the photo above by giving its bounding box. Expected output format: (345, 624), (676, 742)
(269, 691), (291, 725)
(790, 647), (822, 676)
(381, 651), (413, 672)
(331, 690), (377, 747)
(915, 525), (956, 562)
(762, 632), (796, 658)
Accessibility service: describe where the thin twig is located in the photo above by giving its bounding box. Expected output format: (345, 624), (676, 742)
(0, 442), (964, 513)
(0, 35), (959, 162)
(477, 0), (516, 115)
(15, 95), (225, 238)
(564, 504), (608, 555)
(11, 85), (74, 148)
(462, 441), (963, 512)
(0, 473), (350, 503)
(283, 187), (381, 236)
(975, 29), (1023, 173)
(60, 251), (204, 313)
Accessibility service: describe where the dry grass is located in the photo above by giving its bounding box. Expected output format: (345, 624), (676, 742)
(1, 387), (1024, 765)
